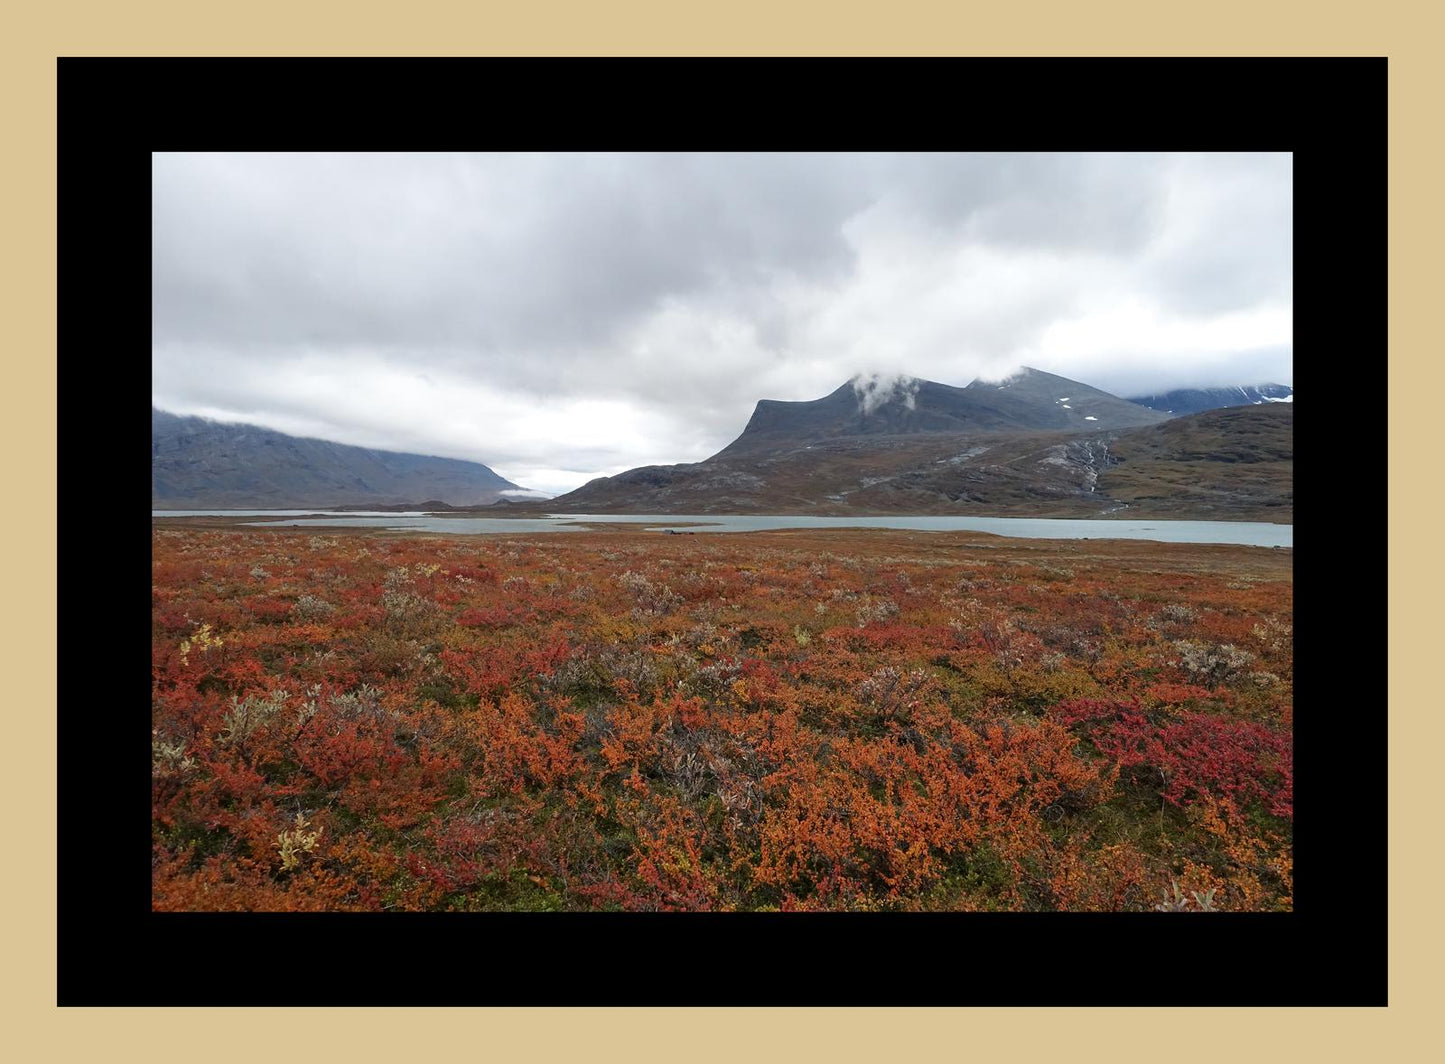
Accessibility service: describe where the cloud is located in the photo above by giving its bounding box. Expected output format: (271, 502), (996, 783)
(852, 373), (919, 414)
(153, 152), (1292, 491)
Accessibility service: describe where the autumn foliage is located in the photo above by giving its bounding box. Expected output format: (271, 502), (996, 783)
(152, 525), (1293, 911)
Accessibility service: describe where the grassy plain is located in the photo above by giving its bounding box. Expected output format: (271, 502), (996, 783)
(152, 524), (1292, 911)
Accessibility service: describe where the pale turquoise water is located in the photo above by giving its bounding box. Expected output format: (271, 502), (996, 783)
(154, 510), (1292, 547)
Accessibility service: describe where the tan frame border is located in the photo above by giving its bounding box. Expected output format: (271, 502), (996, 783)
(9, 4), (1434, 1061)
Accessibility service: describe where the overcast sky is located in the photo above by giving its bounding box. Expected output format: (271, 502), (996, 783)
(152, 152), (1292, 495)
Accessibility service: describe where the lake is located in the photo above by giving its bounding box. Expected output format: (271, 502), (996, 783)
(152, 511), (1293, 547)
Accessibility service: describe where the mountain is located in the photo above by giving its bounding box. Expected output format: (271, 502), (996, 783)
(152, 408), (528, 508)
(548, 430), (1124, 516)
(548, 368), (1296, 520)
(715, 367), (1165, 458)
(1127, 383), (1293, 416)
(1095, 403), (1293, 520)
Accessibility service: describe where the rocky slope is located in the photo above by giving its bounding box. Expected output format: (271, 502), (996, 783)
(1095, 404), (1293, 520)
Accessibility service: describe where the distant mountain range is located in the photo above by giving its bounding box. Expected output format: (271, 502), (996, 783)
(548, 368), (1292, 521)
(151, 408), (537, 509)
(152, 368), (1293, 519)
(1127, 383), (1293, 416)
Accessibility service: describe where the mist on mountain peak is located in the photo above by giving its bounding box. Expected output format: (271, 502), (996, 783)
(851, 373), (920, 415)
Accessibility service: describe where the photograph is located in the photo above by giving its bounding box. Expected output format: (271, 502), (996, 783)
(149, 150), (1296, 915)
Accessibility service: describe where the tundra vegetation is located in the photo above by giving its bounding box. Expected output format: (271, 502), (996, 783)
(152, 526), (1292, 912)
